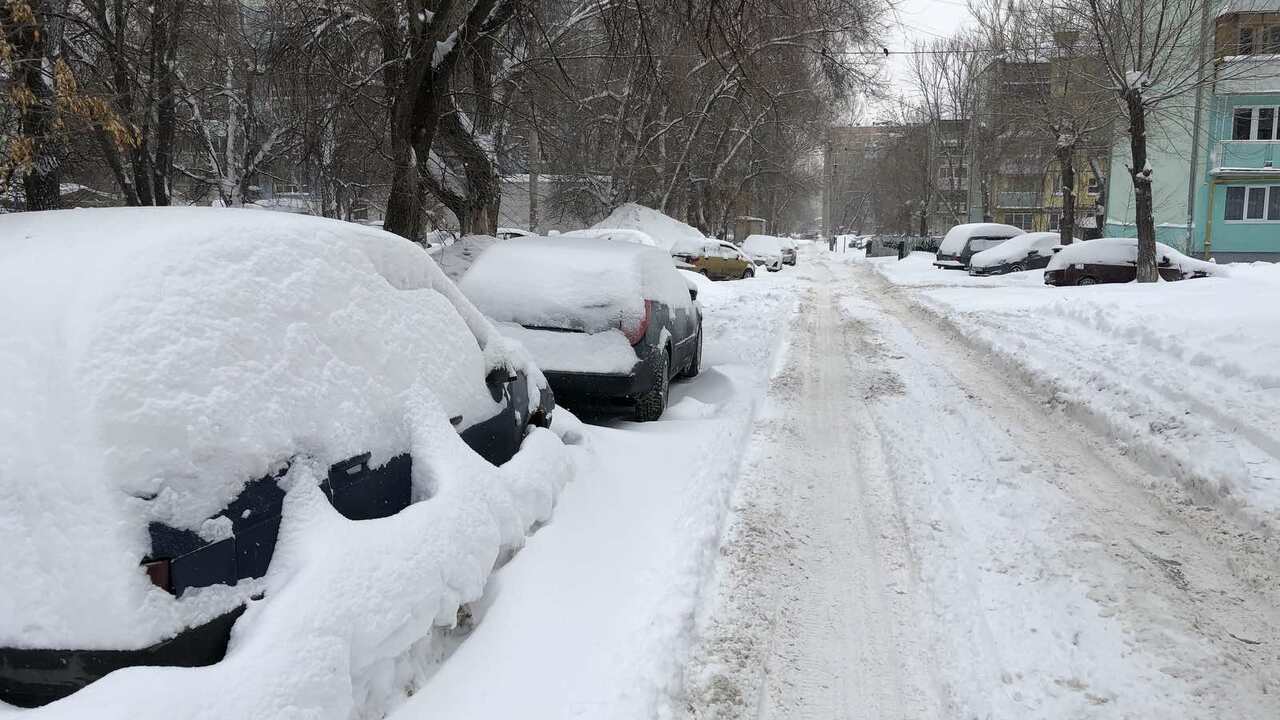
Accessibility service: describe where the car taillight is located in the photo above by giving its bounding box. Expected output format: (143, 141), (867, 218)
(144, 558), (172, 593)
(619, 300), (652, 345)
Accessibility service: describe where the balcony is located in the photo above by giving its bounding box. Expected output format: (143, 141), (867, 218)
(996, 191), (1041, 208)
(1216, 54), (1280, 95)
(1211, 140), (1280, 172)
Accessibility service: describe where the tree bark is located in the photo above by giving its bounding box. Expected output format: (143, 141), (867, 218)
(1125, 90), (1158, 282)
(1057, 143), (1075, 244)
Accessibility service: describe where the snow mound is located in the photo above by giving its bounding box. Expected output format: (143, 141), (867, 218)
(460, 236), (692, 333)
(0, 207), (570, 717)
(435, 233), (501, 281)
(592, 202), (707, 254)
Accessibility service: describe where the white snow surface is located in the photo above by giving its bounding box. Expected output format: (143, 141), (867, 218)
(591, 202), (708, 254)
(434, 233), (500, 281)
(459, 236), (692, 333)
(969, 231), (1060, 268)
(562, 227), (659, 247)
(1046, 236), (1224, 276)
(0, 208), (572, 716)
(937, 222), (1024, 256)
(494, 323), (639, 374)
(871, 251), (1278, 520)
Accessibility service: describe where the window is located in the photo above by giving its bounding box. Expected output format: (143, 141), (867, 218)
(1241, 27), (1256, 55)
(1048, 211), (1061, 230)
(1266, 26), (1280, 54)
(1086, 176), (1101, 195)
(970, 237), (1008, 252)
(1005, 212), (1034, 230)
(1231, 106), (1280, 140)
(1224, 185), (1280, 221)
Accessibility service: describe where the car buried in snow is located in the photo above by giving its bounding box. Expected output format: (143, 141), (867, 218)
(933, 222), (1024, 270)
(1043, 237), (1222, 286)
(672, 240), (756, 280)
(742, 234), (786, 272)
(968, 231), (1062, 276)
(0, 208), (556, 708)
(459, 236), (703, 422)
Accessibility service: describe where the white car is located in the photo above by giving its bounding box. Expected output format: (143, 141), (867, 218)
(0, 208), (565, 710)
(742, 234), (785, 272)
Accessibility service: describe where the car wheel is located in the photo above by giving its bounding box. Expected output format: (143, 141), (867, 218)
(1077, 276), (1098, 286)
(634, 350), (670, 422)
(680, 327), (703, 379)
(742, 267), (754, 279)
(1010, 263), (1025, 273)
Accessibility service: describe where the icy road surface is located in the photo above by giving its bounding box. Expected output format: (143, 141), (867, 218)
(401, 247), (1280, 720)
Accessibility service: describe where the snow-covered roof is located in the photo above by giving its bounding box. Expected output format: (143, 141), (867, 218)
(1218, 0), (1280, 17)
(0, 207), (535, 649)
(563, 227), (659, 247)
(459, 236), (692, 334)
(938, 223), (1024, 255)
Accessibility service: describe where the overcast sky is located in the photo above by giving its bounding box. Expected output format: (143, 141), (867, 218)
(865, 0), (977, 120)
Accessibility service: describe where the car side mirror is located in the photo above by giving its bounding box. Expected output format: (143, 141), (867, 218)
(688, 287), (699, 302)
(485, 367), (517, 386)
(1051, 246), (1063, 254)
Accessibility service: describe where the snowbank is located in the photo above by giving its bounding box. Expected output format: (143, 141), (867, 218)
(870, 254), (1280, 523)
(459, 236), (692, 333)
(0, 208), (572, 718)
(592, 202), (707, 254)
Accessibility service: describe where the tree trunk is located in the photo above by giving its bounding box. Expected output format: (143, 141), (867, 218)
(1125, 91), (1157, 282)
(1057, 144), (1075, 244)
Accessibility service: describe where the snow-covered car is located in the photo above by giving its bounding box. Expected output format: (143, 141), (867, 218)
(672, 240), (755, 280)
(497, 227), (535, 240)
(0, 208), (558, 708)
(742, 234), (785, 272)
(460, 236), (703, 422)
(563, 227), (659, 247)
(933, 223), (1024, 270)
(1044, 237), (1222, 286)
(778, 237), (799, 266)
(969, 231), (1062, 275)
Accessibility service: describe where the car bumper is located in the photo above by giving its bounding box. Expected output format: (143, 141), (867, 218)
(542, 350), (662, 416)
(0, 607), (245, 708)
(933, 259), (965, 269)
(968, 265), (1004, 276)
(1044, 269), (1066, 285)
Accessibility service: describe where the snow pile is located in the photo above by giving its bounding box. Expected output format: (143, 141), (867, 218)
(970, 231), (1060, 268)
(0, 208), (572, 718)
(460, 236), (692, 333)
(563, 227), (659, 247)
(495, 323), (639, 374)
(592, 202), (707, 254)
(937, 222), (1023, 256)
(870, 253), (1280, 523)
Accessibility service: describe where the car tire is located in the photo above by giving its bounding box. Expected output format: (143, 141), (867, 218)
(680, 328), (702, 379)
(634, 350), (670, 422)
(1010, 263), (1025, 273)
(1077, 276), (1098, 286)
(742, 267), (754, 279)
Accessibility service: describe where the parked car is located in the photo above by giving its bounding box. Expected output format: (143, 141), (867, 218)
(0, 208), (554, 708)
(933, 223), (1024, 270)
(1044, 237), (1222, 286)
(460, 236), (703, 422)
(742, 234), (785, 272)
(778, 237), (799, 265)
(673, 240), (756, 280)
(496, 227), (535, 240)
(969, 231), (1061, 275)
